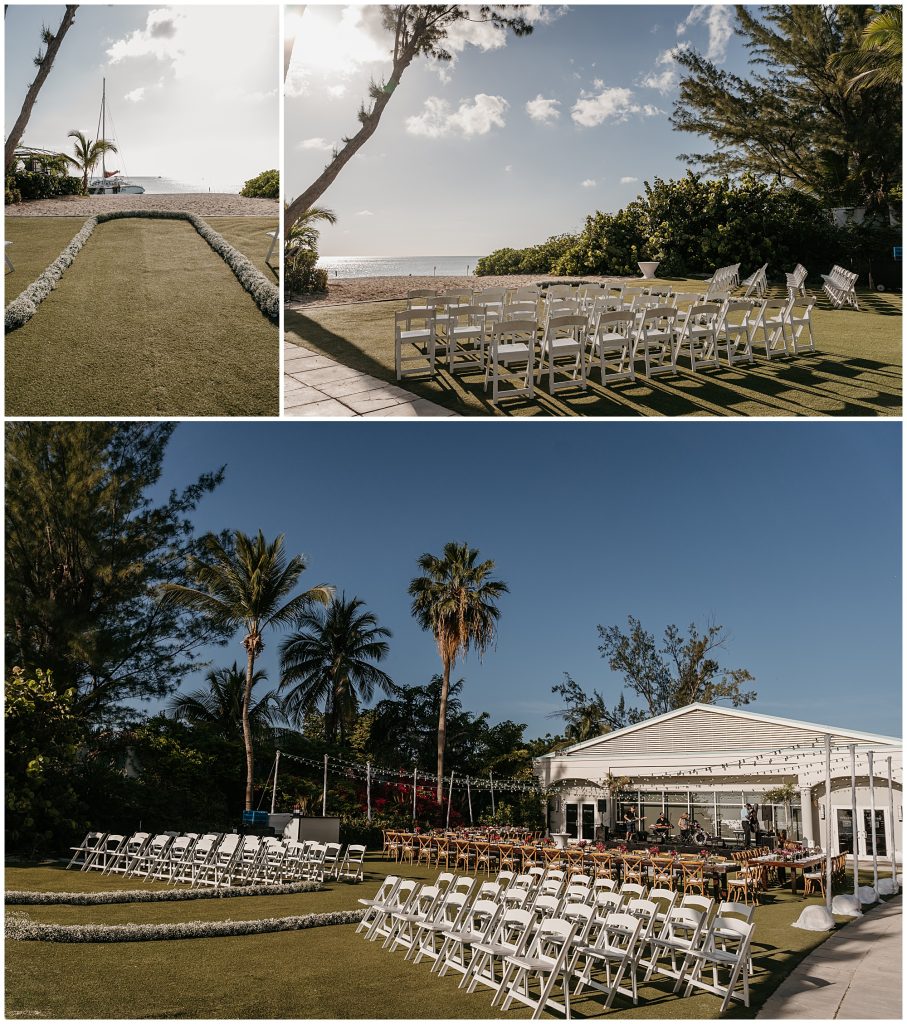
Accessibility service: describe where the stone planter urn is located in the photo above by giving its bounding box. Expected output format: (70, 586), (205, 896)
(637, 261), (661, 279)
(551, 832), (571, 851)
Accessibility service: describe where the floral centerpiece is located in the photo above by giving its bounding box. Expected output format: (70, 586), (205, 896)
(648, 846), (661, 856)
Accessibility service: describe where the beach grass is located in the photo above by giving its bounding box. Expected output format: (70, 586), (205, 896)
(5, 856), (882, 1019)
(286, 281), (901, 417)
(5, 217), (278, 417)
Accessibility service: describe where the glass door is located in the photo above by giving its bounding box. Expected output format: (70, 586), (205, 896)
(863, 809), (887, 856)
(580, 803), (595, 841)
(836, 809), (855, 854)
(565, 803), (578, 839)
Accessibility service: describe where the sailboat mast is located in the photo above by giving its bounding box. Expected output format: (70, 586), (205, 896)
(102, 77), (106, 177)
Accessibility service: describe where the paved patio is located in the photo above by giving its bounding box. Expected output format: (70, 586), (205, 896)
(757, 895), (901, 1019)
(283, 340), (457, 418)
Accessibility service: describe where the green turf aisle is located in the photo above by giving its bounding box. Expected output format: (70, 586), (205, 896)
(5, 218), (278, 416)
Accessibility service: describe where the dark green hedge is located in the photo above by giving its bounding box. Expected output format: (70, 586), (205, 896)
(6, 170), (83, 204)
(475, 173), (901, 284)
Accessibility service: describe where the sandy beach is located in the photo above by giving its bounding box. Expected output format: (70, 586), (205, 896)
(6, 193), (279, 217)
(289, 273), (637, 307)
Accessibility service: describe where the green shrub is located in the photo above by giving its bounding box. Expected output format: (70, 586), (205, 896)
(240, 169), (279, 200)
(6, 170), (83, 203)
(475, 234), (577, 276)
(285, 247), (328, 295)
(476, 173), (859, 280)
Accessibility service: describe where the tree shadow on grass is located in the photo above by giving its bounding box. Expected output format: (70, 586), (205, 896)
(286, 309), (901, 418)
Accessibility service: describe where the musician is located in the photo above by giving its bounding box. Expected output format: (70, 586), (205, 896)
(677, 811), (692, 843)
(742, 803), (758, 848)
(621, 807), (637, 840)
(653, 811), (672, 839)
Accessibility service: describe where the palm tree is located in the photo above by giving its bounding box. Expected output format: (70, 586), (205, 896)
(169, 663), (283, 741)
(162, 530), (333, 811)
(285, 205), (337, 253)
(280, 594), (395, 743)
(832, 7), (902, 91)
(63, 129), (118, 193)
(408, 542), (508, 802)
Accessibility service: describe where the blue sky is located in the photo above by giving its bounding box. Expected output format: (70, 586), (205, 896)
(149, 422), (902, 741)
(286, 4), (751, 257)
(5, 5), (278, 192)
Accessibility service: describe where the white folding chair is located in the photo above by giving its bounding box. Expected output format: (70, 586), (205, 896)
(633, 305), (677, 377)
(497, 917), (579, 1018)
(67, 831), (108, 871)
(394, 309), (437, 379)
(364, 878), (419, 942)
(463, 908), (535, 996)
(756, 297), (794, 359)
(571, 911), (643, 1010)
(338, 844), (366, 882)
(431, 894), (493, 973)
(673, 302), (720, 371)
(740, 263), (768, 298)
(386, 883), (443, 953)
(484, 319), (537, 403)
(719, 299), (763, 366)
(674, 915), (754, 1012)
(642, 906), (707, 984)
(356, 874), (401, 934)
(784, 295), (817, 354)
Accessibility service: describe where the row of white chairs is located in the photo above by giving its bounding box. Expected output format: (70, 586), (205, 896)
(358, 869), (755, 1017)
(821, 264), (860, 310)
(397, 292), (817, 403)
(66, 830), (366, 888)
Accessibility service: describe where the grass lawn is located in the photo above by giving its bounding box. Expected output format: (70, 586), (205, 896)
(286, 283), (902, 417)
(5, 856), (883, 1019)
(206, 217), (279, 282)
(5, 217), (278, 416)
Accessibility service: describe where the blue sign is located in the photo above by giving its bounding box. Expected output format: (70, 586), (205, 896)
(893, 246), (902, 261)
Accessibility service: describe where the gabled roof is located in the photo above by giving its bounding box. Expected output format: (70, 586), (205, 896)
(536, 702), (901, 760)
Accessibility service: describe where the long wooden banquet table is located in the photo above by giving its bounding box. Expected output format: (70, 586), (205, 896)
(383, 832), (744, 898)
(750, 852), (825, 894)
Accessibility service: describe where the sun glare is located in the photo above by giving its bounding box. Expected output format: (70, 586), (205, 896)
(289, 5), (388, 81)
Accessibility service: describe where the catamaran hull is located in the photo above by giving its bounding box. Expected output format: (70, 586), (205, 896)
(88, 182), (145, 195)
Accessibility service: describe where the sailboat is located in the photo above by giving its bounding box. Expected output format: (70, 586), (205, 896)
(87, 78), (145, 195)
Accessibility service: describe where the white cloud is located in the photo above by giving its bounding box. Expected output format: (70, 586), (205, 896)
(286, 6), (387, 98)
(571, 86), (660, 127)
(356, 209), (374, 216)
(504, 164), (513, 172)
(525, 94), (560, 123)
(298, 137), (334, 151)
(581, 179), (596, 188)
(124, 87), (145, 103)
(677, 5), (734, 62)
(406, 94), (509, 139)
(107, 9), (183, 64)
(620, 176), (639, 184)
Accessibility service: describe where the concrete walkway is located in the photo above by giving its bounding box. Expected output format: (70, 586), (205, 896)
(758, 895), (901, 1019)
(283, 340), (457, 418)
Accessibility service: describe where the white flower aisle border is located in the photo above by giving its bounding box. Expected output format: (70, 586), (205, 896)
(6, 909), (365, 944)
(4, 210), (279, 332)
(6, 880), (322, 905)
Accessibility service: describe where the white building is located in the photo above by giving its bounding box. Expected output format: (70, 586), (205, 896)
(533, 703), (901, 861)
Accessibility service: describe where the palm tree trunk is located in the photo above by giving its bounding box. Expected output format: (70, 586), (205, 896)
(5, 6), (78, 173)
(242, 647), (256, 812)
(436, 657), (450, 804)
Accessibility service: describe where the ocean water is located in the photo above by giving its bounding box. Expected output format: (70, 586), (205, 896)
(318, 255), (481, 279)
